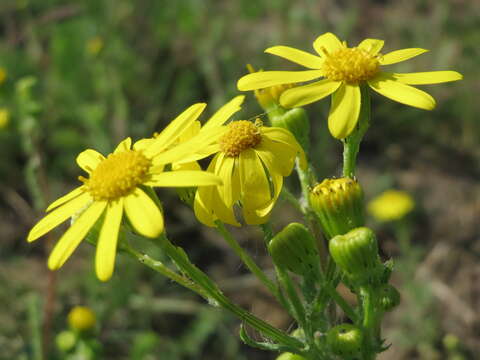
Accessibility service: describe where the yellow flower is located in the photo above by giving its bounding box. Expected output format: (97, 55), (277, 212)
(193, 118), (306, 226)
(0, 67), (7, 85)
(0, 108), (9, 129)
(86, 36), (104, 56)
(27, 103), (223, 281)
(238, 32), (463, 139)
(68, 306), (96, 332)
(368, 190), (414, 222)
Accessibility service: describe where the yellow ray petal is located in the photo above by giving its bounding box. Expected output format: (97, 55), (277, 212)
(144, 103), (206, 157)
(113, 137), (132, 153)
(76, 149), (105, 173)
(172, 161), (201, 172)
(313, 32), (344, 56)
(261, 127), (306, 170)
(255, 137), (297, 177)
(48, 201), (106, 270)
(239, 149), (271, 210)
(173, 143), (221, 165)
(357, 39), (384, 55)
(152, 127), (226, 166)
(391, 71), (463, 85)
(46, 187), (85, 212)
(368, 76), (435, 110)
(203, 96), (245, 130)
(379, 48), (428, 65)
(265, 46), (324, 69)
(237, 70), (324, 91)
(124, 188), (164, 238)
(95, 199), (123, 282)
(280, 79), (341, 108)
(328, 83), (361, 139)
(215, 155), (235, 207)
(28, 192), (92, 242)
(255, 172), (283, 218)
(146, 170), (222, 188)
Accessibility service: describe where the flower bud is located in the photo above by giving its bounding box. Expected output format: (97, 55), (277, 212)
(378, 284), (401, 312)
(326, 324), (363, 358)
(68, 306), (96, 332)
(276, 353), (306, 360)
(270, 108), (310, 153)
(55, 330), (77, 352)
(329, 227), (382, 284)
(368, 189), (414, 222)
(310, 178), (364, 239)
(268, 223), (320, 276)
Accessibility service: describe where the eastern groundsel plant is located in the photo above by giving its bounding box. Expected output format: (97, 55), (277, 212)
(28, 32), (462, 359)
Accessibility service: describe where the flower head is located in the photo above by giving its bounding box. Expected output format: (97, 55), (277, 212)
(0, 108), (9, 129)
(27, 103), (224, 281)
(368, 189), (414, 222)
(68, 306), (96, 332)
(194, 118), (306, 226)
(238, 32), (463, 139)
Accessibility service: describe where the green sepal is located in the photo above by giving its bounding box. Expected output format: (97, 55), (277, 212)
(326, 324), (364, 359)
(268, 223), (320, 277)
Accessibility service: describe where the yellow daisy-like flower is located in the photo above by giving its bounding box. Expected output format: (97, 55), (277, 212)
(368, 189), (414, 222)
(27, 103), (224, 281)
(238, 32), (463, 139)
(193, 118), (306, 226)
(67, 306), (96, 332)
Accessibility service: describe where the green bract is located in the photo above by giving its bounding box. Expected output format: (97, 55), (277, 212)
(378, 284), (401, 312)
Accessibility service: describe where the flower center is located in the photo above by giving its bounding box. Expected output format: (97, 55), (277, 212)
(80, 150), (151, 201)
(322, 47), (379, 83)
(219, 120), (262, 157)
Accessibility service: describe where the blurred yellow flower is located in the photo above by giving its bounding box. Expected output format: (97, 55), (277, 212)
(68, 306), (96, 332)
(194, 118), (306, 226)
(368, 190), (414, 222)
(238, 32), (463, 139)
(0, 108), (9, 129)
(27, 103), (222, 281)
(86, 36), (104, 56)
(0, 67), (7, 85)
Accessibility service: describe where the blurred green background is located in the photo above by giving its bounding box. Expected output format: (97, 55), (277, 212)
(0, 0), (478, 359)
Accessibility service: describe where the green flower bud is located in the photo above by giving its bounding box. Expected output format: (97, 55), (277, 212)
(276, 353), (306, 360)
(326, 324), (363, 358)
(378, 284), (401, 312)
(268, 223), (320, 276)
(270, 108), (310, 152)
(55, 330), (77, 353)
(310, 178), (364, 239)
(329, 227), (382, 284)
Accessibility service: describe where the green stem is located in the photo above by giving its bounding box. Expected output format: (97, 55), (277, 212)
(276, 268), (306, 327)
(156, 233), (303, 350)
(215, 221), (280, 299)
(123, 245), (210, 300)
(360, 286), (379, 360)
(342, 85), (371, 178)
(325, 284), (357, 322)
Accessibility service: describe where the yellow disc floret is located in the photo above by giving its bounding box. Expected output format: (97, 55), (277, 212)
(219, 120), (262, 157)
(80, 150), (151, 201)
(322, 47), (380, 83)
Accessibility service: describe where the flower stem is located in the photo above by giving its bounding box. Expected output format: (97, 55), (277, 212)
(342, 84), (371, 178)
(215, 221), (282, 301)
(155, 232), (304, 350)
(360, 285), (379, 360)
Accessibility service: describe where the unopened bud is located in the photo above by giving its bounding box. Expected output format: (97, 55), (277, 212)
(378, 284), (401, 312)
(310, 178), (364, 239)
(68, 306), (96, 332)
(329, 227), (382, 284)
(268, 223), (320, 276)
(276, 353), (306, 360)
(55, 330), (77, 352)
(326, 324), (363, 358)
